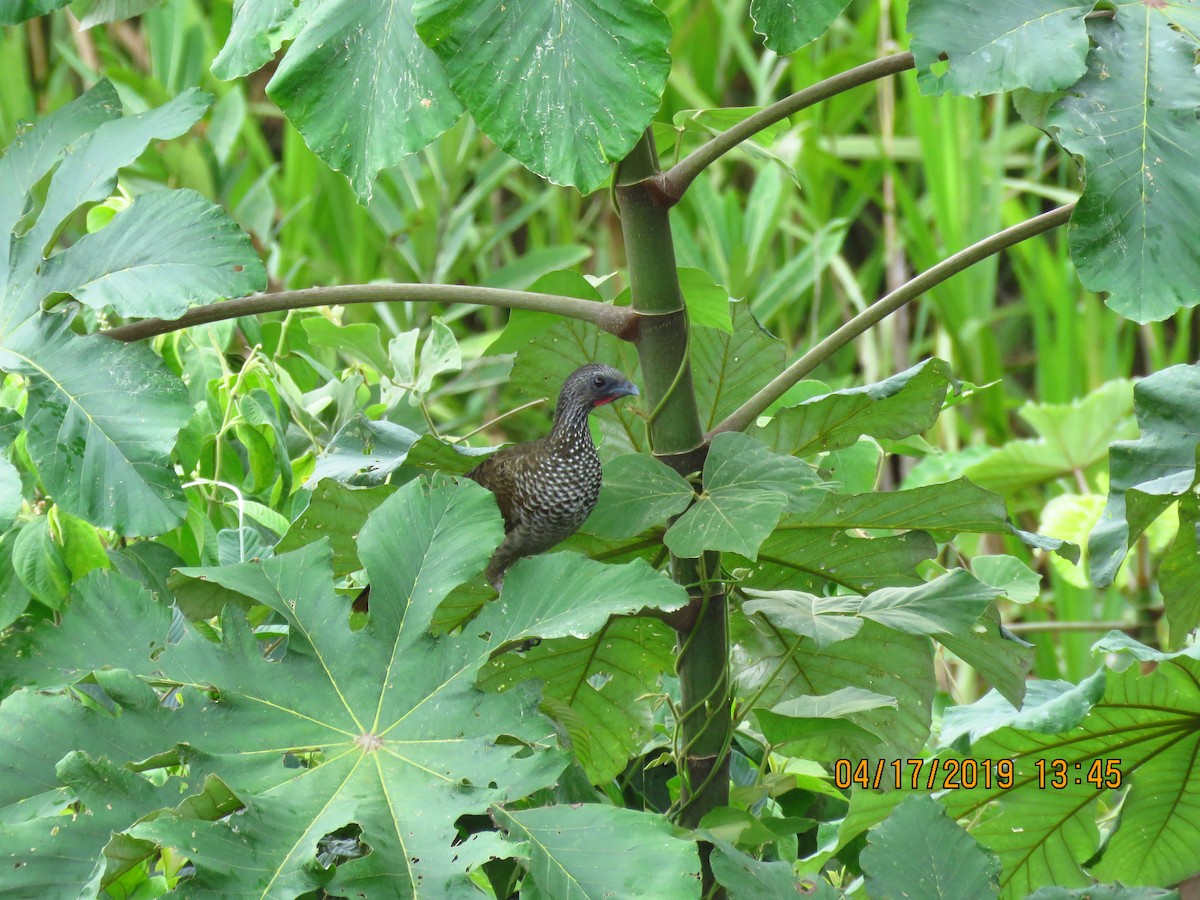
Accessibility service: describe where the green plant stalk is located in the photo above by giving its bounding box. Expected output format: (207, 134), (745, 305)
(101, 283), (637, 343)
(616, 131), (728, 891)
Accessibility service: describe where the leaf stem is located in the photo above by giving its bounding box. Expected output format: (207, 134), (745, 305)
(709, 202), (1077, 438)
(654, 52), (916, 204)
(100, 283), (638, 343)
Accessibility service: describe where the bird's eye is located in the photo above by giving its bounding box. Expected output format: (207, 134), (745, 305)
(592, 375), (606, 387)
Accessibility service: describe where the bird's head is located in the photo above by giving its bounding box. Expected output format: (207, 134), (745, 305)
(559, 364), (640, 412)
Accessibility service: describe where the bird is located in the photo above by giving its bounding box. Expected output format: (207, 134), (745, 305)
(352, 363), (638, 610)
(467, 363), (639, 591)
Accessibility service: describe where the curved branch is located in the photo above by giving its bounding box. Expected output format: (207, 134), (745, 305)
(101, 282), (639, 343)
(708, 202), (1077, 438)
(654, 52), (915, 205)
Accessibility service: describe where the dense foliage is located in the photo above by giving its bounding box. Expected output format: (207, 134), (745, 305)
(1, 1), (1198, 898)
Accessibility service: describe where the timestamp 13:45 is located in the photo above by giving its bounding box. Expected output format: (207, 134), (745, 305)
(833, 757), (1123, 791)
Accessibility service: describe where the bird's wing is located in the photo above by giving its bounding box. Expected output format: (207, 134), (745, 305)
(466, 448), (525, 533)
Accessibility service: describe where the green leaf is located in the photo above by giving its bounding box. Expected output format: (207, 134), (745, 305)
(300, 318), (391, 373)
(414, 0), (670, 193)
(0, 0), (70, 24)
(492, 552), (688, 647)
(480, 617), (676, 783)
(0, 750), (203, 898)
(2, 569), (171, 689)
(691, 303), (785, 432)
(1090, 365), (1200, 586)
(743, 591), (864, 649)
(734, 617), (935, 759)
(750, 0), (850, 54)
(1045, 12), (1200, 322)
(0, 319), (190, 535)
(862, 795), (1000, 900)
(266, 0), (464, 202)
(0, 455), (21, 530)
(743, 528), (936, 593)
(308, 415), (420, 485)
(934, 605), (1033, 709)
(908, 0), (1092, 96)
(964, 380), (1136, 494)
(711, 841), (836, 899)
(857, 569), (1000, 637)
(972, 555), (1040, 604)
(1025, 887), (1178, 900)
(1159, 493), (1200, 644)
(490, 804), (701, 899)
(585, 454), (694, 540)
(212, 0), (306, 80)
(0, 80), (117, 243)
(0, 530), (32, 629)
(664, 432), (820, 559)
(72, 0), (164, 28)
(940, 672), (1105, 747)
(678, 267), (734, 332)
(754, 359), (954, 457)
(754, 687), (896, 758)
(487, 270), (602, 355)
(416, 317), (461, 391)
(36, 188), (262, 319)
(11, 516), (70, 609)
(0, 84), (260, 536)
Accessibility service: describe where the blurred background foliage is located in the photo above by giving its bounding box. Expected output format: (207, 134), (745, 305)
(0, 0), (1180, 689)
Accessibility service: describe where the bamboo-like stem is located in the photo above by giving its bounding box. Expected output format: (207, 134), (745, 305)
(654, 52), (915, 204)
(617, 131), (728, 897)
(101, 283), (638, 343)
(709, 202), (1076, 438)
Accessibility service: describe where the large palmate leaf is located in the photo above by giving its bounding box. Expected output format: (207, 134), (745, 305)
(753, 358), (954, 458)
(941, 636), (1200, 896)
(492, 804), (701, 899)
(908, 0), (1093, 96)
(663, 432), (822, 560)
(1, 479), (689, 896)
(0, 81), (264, 535)
(415, 0), (670, 194)
(1043, 5), (1200, 322)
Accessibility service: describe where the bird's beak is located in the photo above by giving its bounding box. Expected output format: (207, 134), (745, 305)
(594, 381), (639, 407)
